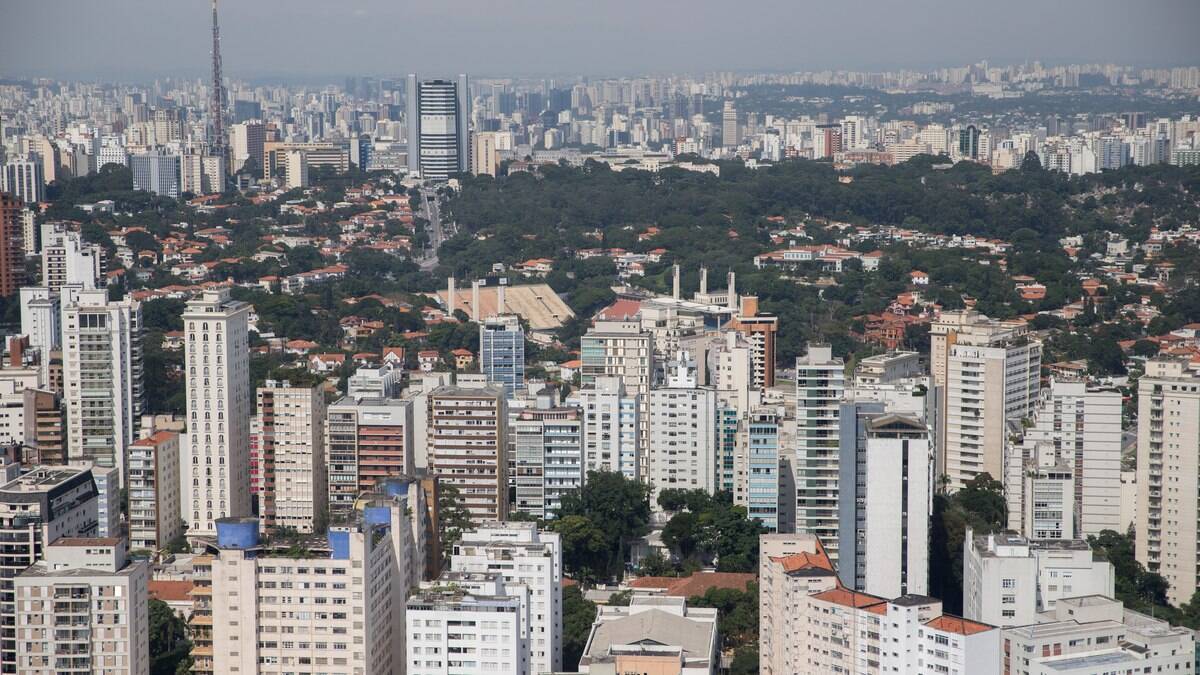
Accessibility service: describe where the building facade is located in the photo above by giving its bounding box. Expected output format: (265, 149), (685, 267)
(795, 345), (846, 564)
(254, 379), (327, 533)
(1135, 357), (1200, 606)
(406, 74), (471, 180)
(15, 538), (148, 675)
(60, 287), (143, 484)
(182, 289), (252, 538)
(127, 430), (182, 551)
(326, 396), (414, 516)
(428, 385), (508, 523)
(480, 314), (525, 396)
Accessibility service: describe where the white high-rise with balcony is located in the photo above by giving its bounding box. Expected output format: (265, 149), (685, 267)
(932, 310), (1041, 491)
(1136, 357), (1200, 606)
(450, 523), (562, 674)
(61, 287), (143, 485)
(795, 345), (845, 563)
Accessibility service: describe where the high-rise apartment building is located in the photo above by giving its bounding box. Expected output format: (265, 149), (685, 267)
(759, 534), (841, 675)
(127, 430), (182, 551)
(229, 121), (265, 174)
(576, 376), (640, 480)
(861, 414), (932, 598)
(406, 74), (471, 180)
(645, 353), (716, 505)
(129, 150), (182, 198)
(480, 314), (525, 397)
(511, 403), (582, 519)
(472, 130), (500, 176)
(1136, 357), (1200, 606)
(22, 389), (64, 465)
(0, 467), (99, 672)
(15, 538), (148, 675)
(758, 532), (1000, 675)
(254, 379), (327, 534)
(931, 310), (1041, 491)
(182, 289), (252, 538)
(722, 99), (738, 148)
(734, 408), (781, 530)
(326, 396), (414, 516)
(283, 149), (308, 189)
(1005, 380), (1122, 538)
(40, 223), (103, 291)
(0, 193), (24, 297)
(1, 156), (44, 206)
(795, 345), (845, 563)
(450, 523), (563, 674)
(60, 287), (143, 484)
(726, 296), (778, 389)
(581, 321), (653, 459)
(210, 517), (408, 675)
(428, 384), (508, 523)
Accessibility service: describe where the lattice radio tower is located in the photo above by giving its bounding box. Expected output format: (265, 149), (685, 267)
(209, 0), (226, 156)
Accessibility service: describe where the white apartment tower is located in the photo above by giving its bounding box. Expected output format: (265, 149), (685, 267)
(182, 289), (252, 538)
(255, 379), (328, 534)
(450, 523), (563, 674)
(646, 352), (717, 505)
(1136, 357), (1200, 606)
(963, 529), (1115, 628)
(581, 321), (653, 459)
(406, 574), (529, 675)
(576, 376), (640, 480)
(61, 287), (143, 485)
(862, 414), (932, 598)
(1005, 380), (1122, 538)
(41, 223), (102, 291)
(795, 345), (845, 563)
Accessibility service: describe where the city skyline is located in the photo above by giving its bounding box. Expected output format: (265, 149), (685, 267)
(2, 0), (1199, 81)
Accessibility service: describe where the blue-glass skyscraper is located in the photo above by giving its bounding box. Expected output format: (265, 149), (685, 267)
(480, 314), (524, 397)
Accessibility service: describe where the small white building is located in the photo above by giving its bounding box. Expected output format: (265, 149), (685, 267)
(1002, 596), (1194, 675)
(406, 573), (529, 675)
(963, 530), (1114, 628)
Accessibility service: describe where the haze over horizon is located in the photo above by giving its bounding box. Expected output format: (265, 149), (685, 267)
(3, 0), (1199, 82)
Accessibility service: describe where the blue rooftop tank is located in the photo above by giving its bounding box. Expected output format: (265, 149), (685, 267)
(216, 517), (260, 549)
(380, 479), (410, 498)
(364, 506), (392, 526)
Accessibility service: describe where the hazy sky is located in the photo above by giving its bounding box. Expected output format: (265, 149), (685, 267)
(3, 0), (1199, 82)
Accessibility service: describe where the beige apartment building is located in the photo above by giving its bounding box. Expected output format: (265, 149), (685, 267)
(210, 510), (421, 675)
(127, 430), (182, 551)
(1136, 356), (1200, 606)
(254, 379), (327, 534)
(15, 538), (149, 675)
(931, 309), (1041, 490)
(428, 384), (508, 523)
